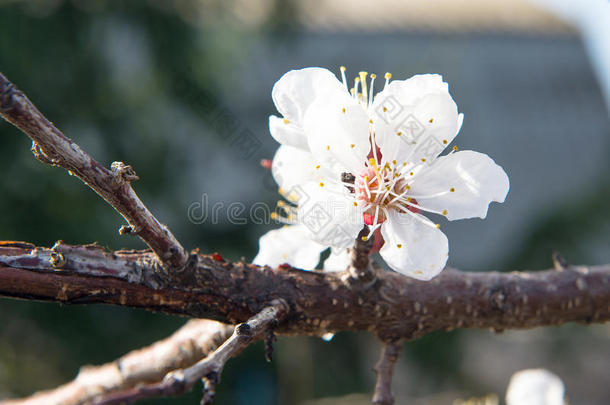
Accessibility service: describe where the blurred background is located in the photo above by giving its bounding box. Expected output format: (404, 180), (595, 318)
(0, 0), (609, 404)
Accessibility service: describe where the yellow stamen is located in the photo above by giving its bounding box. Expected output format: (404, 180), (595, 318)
(359, 71), (368, 103)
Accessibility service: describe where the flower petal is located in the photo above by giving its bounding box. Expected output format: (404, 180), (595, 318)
(253, 224), (326, 270)
(304, 89), (370, 174)
(506, 369), (565, 405)
(272, 145), (319, 191)
(269, 115), (309, 150)
(409, 150), (509, 220)
(371, 74), (460, 165)
(298, 181), (364, 248)
(272, 67), (346, 126)
(323, 247), (351, 272)
(379, 210), (448, 280)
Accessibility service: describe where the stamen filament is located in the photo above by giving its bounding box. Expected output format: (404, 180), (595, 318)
(340, 66), (348, 91)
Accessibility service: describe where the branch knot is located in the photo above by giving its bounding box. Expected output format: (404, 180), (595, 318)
(111, 161), (139, 186)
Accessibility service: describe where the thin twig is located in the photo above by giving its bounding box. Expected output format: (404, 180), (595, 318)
(0, 72), (189, 271)
(345, 227), (377, 287)
(0, 320), (233, 405)
(92, 299), (290, 405)
(372, 341), (403, 405)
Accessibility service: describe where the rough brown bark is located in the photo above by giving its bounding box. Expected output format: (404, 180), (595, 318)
(0, 72), (188, 271)
(93, 300), (289, 405)
(1, 242), (608, 342)
(1, 70), (609, 405)
(372, 341), (403, 405)
(0, 319), (233, 405)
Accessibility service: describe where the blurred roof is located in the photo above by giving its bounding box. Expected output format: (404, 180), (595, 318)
(294, 0), (575, 35)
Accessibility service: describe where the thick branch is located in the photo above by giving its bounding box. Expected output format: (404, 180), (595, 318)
(93, 299), (289, 405)
(0, 319), (233, 405)
(0, 72), (188, 271)
(1, 242), (608, 342)
(372, 341), (403, 405)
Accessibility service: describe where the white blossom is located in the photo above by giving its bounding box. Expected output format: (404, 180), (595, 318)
(506, 369), (565, 405)
(256, 67), (509, 279)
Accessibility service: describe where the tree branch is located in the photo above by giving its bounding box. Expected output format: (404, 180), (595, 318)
(0, 319), (233, 405)
(1, 242), (608, 342)
(92, 299), (289, 405)
(2, 70), (610, 405)
(0, 72), (188, 272)
(372, 341), (403, 405)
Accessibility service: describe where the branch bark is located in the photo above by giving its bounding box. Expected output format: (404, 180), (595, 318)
(2, 69), (610, 405)
(0, 72), (188, 272)
(93, 299), (289, 405)
(1, 242), (608, 342)
(372, 341), (403, 405)
(0, 319), (233, 405)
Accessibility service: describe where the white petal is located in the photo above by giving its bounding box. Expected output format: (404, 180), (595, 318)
(272, 67), (346, 126)
(506, 369), (565, 405)
(371, 74), (459, 165)
(253, 224), (326, 270)
(323, 247), (351, 272)
(304, 89), (370, 174)
(272, 145), (319, 191)
(298, 182), (364, 248)
(410, 150), (509, 220)
(379, 210), (448, 280)
(269, 115), (309, 150)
